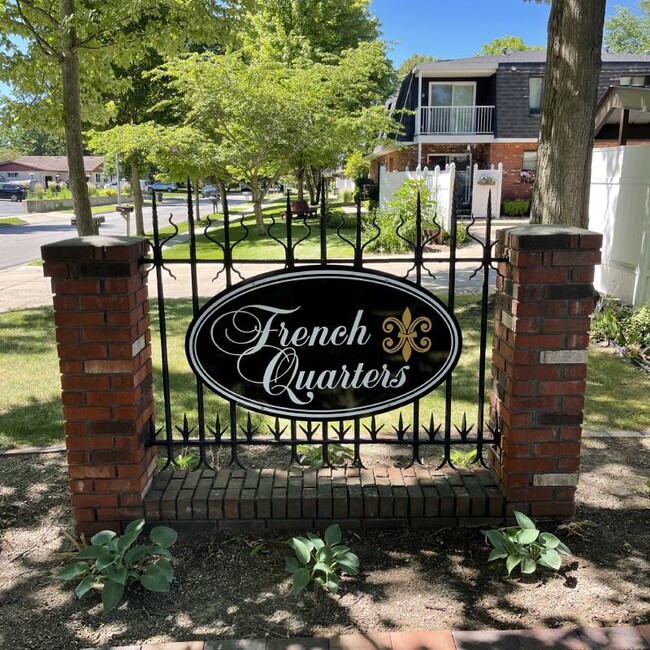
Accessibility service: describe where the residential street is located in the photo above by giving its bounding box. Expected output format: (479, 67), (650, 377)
(0, 195), (237, 270)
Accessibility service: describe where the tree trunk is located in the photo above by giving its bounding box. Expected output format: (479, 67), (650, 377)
(530, 0), (606, 228)
(194, 180), (200, 223)
(296, 166), (305, 202)
(251, 177), (266, 233)
(130, 160), (145, 236)
(60, 0), (95, 236)
(305, 167), (316, 205)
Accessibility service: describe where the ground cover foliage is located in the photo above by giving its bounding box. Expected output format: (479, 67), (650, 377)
(0, 437), (647, 648)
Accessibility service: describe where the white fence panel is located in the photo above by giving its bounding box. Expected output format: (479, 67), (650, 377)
(589, 145), (650, 306)
(335, 177), (355, 195)
(471, 163), (502, 218)
(379, 164), (456, 232)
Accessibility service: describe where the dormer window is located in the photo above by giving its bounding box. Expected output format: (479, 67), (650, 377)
(619, 76), (647, 86)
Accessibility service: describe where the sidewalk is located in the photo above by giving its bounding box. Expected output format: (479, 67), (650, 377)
(82, 625), (650, 649)
(0, 216), (525, 313)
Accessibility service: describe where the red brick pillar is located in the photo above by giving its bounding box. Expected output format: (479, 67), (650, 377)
(490, 226), (602, 519)
(42, 236), (155, 535)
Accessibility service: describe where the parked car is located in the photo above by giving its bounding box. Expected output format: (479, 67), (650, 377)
(0, 183), (27, 202)
(103, 179), (129, 190)
(200, 184), (219, 197)
(149, 181), (176, 192)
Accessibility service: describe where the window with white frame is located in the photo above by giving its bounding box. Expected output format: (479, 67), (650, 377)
(529, 77), (543, 115)
(521, 151), (537, 184)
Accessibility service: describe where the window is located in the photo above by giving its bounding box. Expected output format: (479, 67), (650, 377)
(529, 77), (543, 115)
(521, 151), (537, 184)
(619, 76), (647, 87)
(7, 172), (18, 178)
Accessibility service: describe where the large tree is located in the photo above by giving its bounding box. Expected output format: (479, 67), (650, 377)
(604, 1), (650, 54)
(478, 35), (543, 55)
(396, 55), (437, 80)
(87, 123), (162, 236)
(530, 0), (607, 228)
(0, 0), (251, 236)
(244, 0), (379, 64)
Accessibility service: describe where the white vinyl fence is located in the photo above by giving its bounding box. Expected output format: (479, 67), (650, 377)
(471, 163), (503, 219)
(379, 164), (456, 232)
(589, 145), (650, 307)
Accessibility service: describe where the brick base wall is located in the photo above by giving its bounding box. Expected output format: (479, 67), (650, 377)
(488, 143), (536, 201)
(145, 466), (504, 533)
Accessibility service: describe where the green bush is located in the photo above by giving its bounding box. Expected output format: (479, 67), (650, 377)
(483, 511), (572, 575)
(285, 524), (359, 594)
(591, 298), (650, 359)
(56, 519), (177, 613)
(297, 444), (353, 468)
(501, 199), (530, 217)
(341, 189), (354, 204)
(364, 179), (437, 254)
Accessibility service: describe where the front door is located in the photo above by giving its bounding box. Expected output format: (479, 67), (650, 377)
(426, 153), (472, 208)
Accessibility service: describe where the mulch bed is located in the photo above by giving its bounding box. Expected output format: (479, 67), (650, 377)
(0, 437), (648, 649)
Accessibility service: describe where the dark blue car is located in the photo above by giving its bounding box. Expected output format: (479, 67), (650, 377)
(0, 183), (27, 202)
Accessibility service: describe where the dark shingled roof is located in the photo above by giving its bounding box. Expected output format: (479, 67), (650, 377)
(413, 51), (650, 71)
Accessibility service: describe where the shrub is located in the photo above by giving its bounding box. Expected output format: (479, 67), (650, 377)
(591, 298), (650, 361)
(297, 444), (353, 468)
(285, 524), (359, 594)
(364, 179), (437, 254)
(501, 199), (530, 217)
(56, 519), (177, 613)
(341, 189), (354, 204)
(483, 511), (572, 575)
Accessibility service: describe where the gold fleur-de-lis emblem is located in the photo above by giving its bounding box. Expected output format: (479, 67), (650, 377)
(382, 307), (432, 362)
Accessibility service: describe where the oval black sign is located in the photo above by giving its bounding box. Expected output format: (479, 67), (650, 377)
(186, 267), (462, 420)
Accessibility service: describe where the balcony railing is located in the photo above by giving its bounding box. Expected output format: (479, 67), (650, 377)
(420, 105), (494, 135)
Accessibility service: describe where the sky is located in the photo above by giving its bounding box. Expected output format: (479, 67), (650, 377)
(370, 0), (639, 68)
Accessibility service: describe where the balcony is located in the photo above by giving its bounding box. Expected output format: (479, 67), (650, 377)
(419, 105), (494, 135)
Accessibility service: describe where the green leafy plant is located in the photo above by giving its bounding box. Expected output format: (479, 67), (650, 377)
(364, 179), (438, 254)
(450, 448), (477, 468)
(157, 448), (199, 471)
(483, 511), (572, 575)
(501, 199), (531, 217)
(285, 524), (359, 594)
(56, 519), (177, 613)
(297, 444), (354, 469)
(591, 299), (650, 364)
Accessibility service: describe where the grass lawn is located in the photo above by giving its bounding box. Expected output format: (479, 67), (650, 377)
(1, 297), (648, 449)
(0, 217), (27, 226)
(161, 199), (355, 261)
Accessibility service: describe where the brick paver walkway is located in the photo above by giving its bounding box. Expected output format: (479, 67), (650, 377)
(81, 625), (650, 649)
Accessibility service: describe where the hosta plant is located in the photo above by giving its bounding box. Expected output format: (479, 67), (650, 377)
(297, 443), (353, 469)
(285, 524), (359, 594)
(56, 519), (177, 613)
(483, 511), (572, 575)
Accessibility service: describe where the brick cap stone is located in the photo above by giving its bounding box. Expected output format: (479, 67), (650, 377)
(499, 225), (603, 251)
(44, 235), (146, 249)
(42, 235), (149, 263)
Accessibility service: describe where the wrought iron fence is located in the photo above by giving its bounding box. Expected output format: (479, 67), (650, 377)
(143, 181), (503, 471)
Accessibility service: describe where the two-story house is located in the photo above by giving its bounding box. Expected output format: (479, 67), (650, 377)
(370, 51), (650, 206)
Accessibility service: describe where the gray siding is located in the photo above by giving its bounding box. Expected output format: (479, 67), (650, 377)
(495, 61), (650, 139)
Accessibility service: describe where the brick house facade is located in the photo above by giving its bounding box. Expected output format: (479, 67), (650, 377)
(370, 51), (650, 204)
